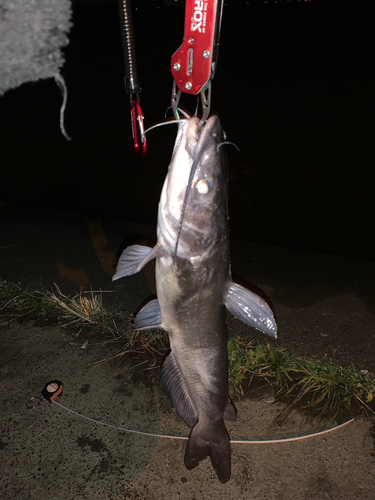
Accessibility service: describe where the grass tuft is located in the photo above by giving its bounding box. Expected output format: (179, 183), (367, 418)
(0, 280), (59, 321)
(228, 337), (375, 417)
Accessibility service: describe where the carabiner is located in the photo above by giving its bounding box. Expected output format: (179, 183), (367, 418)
(130, 98), (147, 156)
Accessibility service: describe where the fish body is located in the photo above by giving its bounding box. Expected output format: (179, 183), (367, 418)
(113, 116), (277, 483)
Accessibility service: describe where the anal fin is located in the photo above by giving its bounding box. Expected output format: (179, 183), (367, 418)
(161, 351), (198, 428)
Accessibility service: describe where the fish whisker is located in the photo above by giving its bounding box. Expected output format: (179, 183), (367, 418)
(217, 141), (240, 152)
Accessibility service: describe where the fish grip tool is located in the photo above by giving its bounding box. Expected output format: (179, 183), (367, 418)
(118, 0), (147, 155)
(171, 0), (224, 125)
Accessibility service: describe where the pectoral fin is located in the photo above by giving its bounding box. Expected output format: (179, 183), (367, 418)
(112, 244), (161, 280)
(161, 351), (198, 428)
(131, 299), (164, 331)
(225, 282), (277, 338)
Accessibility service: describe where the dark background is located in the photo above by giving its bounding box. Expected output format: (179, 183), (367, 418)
(1, 0), (374, 259)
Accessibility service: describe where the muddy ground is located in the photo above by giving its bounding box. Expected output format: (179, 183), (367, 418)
(1, 321), (374, 500)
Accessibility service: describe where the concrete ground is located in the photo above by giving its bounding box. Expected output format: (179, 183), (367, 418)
(1, 201), (375, 499)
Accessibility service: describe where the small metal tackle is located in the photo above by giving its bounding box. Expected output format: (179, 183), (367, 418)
(130, 98), (147, 156)
(171, 0), (224, 126)
(26, 380), (63, 410)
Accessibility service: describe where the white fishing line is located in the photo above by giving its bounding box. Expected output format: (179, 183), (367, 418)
(144, 119), (187, 135)
(164, 106), (191, 120)
(52, 401), (354, 444)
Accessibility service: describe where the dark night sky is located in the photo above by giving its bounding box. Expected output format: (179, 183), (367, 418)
(1, 0), (374, 259)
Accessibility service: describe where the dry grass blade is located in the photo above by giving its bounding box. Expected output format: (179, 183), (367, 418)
(46, 284), (102, 324)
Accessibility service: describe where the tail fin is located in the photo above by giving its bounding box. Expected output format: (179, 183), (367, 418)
(184, 421), (231, 483)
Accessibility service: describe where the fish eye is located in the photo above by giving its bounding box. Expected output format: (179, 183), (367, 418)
(196, 179), (211, 195)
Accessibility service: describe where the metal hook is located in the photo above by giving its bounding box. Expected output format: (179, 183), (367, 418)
(199, 82), (211, 129)
(26, 395), (45, 410)
(171, 81), (182, 121)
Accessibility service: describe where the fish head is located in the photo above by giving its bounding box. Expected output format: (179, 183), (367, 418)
(158, 115), (228, 260)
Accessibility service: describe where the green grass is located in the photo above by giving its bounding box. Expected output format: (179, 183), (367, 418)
(228, 337), (375, 417)
(1, 280), (374, 418)
(0, 281), (59, 320)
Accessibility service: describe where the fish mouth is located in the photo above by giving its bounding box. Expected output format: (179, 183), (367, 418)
(181, 115), (223, 193)
(187, 115), (222, 156)
(178, 115), (223, 160)
(196, 115), (222, 150)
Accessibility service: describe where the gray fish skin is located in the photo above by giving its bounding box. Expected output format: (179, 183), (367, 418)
(113, 116), (277, 483)
(157, 116), (232, 482)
